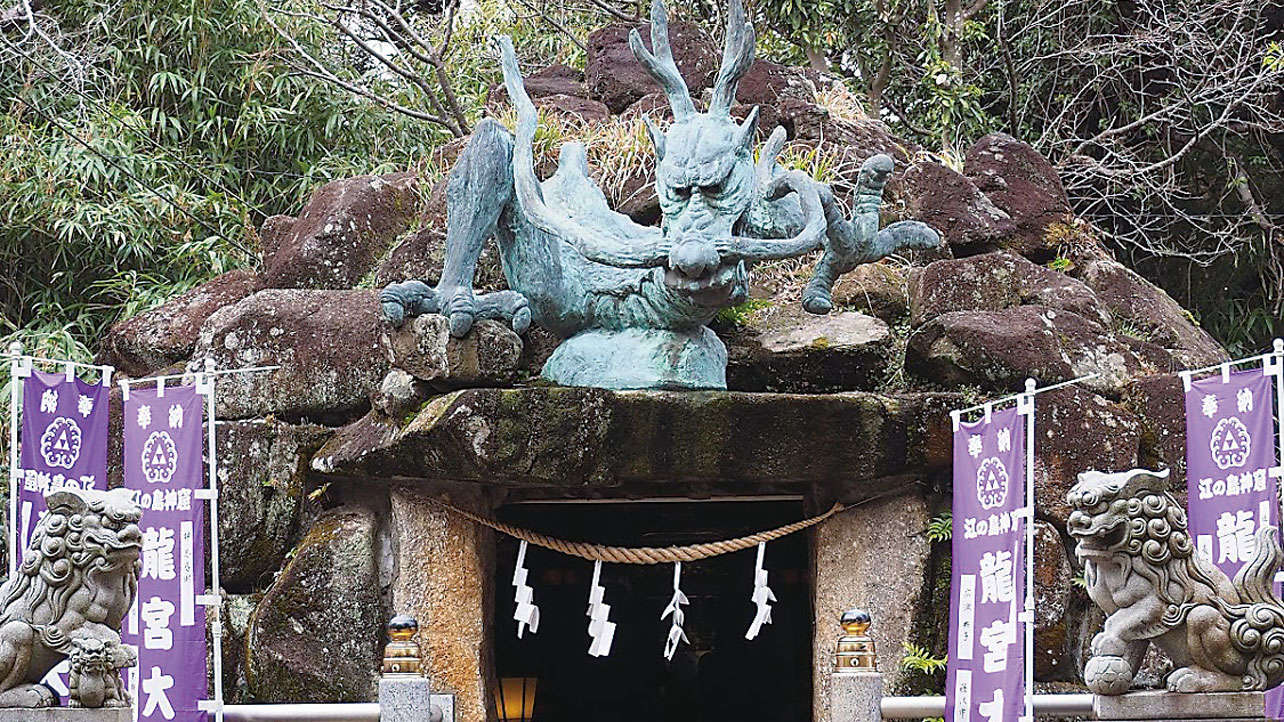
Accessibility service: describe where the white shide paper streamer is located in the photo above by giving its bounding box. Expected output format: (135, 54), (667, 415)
(586, 560), (616, 657)
(660, 562), (689, 660)
(511, 540), (540, 638)
(745, 541), (776, 640)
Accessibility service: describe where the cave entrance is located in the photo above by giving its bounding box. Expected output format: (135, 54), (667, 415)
(493, 498), (812, 722)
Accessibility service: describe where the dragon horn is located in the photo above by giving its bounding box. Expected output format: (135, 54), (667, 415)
(709, 0), (755, 115)
(628, 0), (696, 121)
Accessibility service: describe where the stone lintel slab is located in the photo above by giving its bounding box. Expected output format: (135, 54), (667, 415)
(1093, 691), (1270, 720)
(311, 387), (960, 494)
(0, 710), (134, 722)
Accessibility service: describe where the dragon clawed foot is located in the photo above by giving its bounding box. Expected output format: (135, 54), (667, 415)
(379, 281), (530, 337)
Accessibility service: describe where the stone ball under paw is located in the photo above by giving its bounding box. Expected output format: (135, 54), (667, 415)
(1086, 655), (1133, 695)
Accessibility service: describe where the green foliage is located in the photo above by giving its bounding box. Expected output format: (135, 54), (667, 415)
(1047, 257), (1073, 273)
(713, 298), (774, 327)
(926, 512), (952, 543)
(900, 642), (948, 674)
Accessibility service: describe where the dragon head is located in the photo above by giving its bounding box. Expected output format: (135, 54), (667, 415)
(631, 0), (758, 305)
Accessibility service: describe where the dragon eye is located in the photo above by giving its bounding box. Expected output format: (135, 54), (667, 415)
(673, 186), (692, 200)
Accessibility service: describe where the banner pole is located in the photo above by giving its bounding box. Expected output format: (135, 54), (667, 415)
(203, 358), (225, 722)
(1273, 339), (1284, 541)
(7, 341), (22, 577)
(1022, 377), (1036, 722)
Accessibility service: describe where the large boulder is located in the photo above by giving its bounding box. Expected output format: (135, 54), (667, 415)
(908, 251), (1109, 327)
(1033, 521), (1075, 679)
(216, 419), (332, 590)
(896, 162), (1015, 256)
(731, 59), (819, 136)
(245, 506), (382, 702)
(1074, 256), (1227, 367)
(193, 289), (390, 421)
(381, 315), (523, 389)
(261, 172), (419, 289)
(723, 306), (892, 392)
(906, 305), (1151, 396)
(100, 270), (261, 376)
(313, 387), (960, 497)
(963, 133), (1072, 259)
(1124, 373), (1188, 487)
(830, 263), (912, 324)
(586, 21), (718, 114)
(1032, 386), (1141, 526)
(486, 63), (588, 111)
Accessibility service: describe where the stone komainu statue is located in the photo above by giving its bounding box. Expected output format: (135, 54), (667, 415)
(379, 0), (940, 390)
(0, 488), (142, 708)
(1067, 468), (1284, 694)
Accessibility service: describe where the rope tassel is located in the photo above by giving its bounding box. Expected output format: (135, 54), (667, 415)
(745, 542), (776, 640)
(586, 560), (616, 657)
(660, 562), (689, 660)
(511, 540), (540, 638)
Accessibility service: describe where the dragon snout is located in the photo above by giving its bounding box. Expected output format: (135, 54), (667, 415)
(668, 240), (721, 278)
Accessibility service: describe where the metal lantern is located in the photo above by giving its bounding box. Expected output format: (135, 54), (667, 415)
(495, 677), (538, 722)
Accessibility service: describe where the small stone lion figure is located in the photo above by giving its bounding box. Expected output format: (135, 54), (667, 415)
(67, 636), (134, 708)
(1068, 468), (1284, 694)
(0, 487), (142, 708)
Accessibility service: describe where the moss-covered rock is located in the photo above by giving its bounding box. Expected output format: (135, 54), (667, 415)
(313, 387), (960, 498)
(381, 315), (522, 389)
(216, 419), (332, 590)
(245, 505), (382, 702)
(724, 307), (892, 392)
(194, 289), (390, 422)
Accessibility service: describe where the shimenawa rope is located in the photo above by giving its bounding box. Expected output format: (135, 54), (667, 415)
(426, 499), (848, 565)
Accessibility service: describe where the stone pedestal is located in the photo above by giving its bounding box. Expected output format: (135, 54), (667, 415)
(388, 487), (496, 722)
(1094, 691), (1276, 721)
(829, 671), (883, 722)
(0, 710), (133, 722)
(812, 492), (932, 722)
(380, 676), (439, 722)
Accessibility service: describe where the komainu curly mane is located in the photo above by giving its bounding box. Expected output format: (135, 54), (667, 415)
(1068, 468), (1284, 694)
(0, 488), (141, 708)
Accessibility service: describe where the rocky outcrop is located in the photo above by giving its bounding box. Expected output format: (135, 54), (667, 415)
(245, 506), (383, 702)
(1032, 387), (1141, 526)
(830, 263), (912, 323)
(897, 162), (1015, 255)
(261, 172), (419, 289)
(216, 419), (332, 590)
(731, 59), (819, 136)
(101, 270), (261, 376)
(586, 20), (718, 113)
(313, 387), (960, 497)
(964, 133), (1071, 259)
(724, 306), (892, 392)
(1073, 256), (1227, 367)
(381, 315), (523, 389)
(486, 63), (587, 111)
(908, 251), (1108, 327)
(193, 289), (390, 421)
(1033, 522), (1075, 679)
(907, 305), (1150, 396)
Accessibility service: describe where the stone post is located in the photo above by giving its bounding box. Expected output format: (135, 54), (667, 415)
(387, 486), (497, 722)
(828, 609), (884, 722)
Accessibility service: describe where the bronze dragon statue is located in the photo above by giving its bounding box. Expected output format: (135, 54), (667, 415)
(1067, 468), (1284, 694)
(379, 0), (940, 389)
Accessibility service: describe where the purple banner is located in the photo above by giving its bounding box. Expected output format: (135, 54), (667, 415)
(1184, 367), (1281, 714)
(122, 383), (208, 722)
(947, 406), (1027, 722)
(17, 370), (110, 565)
(16, 369), (111, 697)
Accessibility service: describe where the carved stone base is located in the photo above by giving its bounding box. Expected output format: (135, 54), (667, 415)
(1094, 691), (1275, 721)
(0, 709), (133, 722)
(541, 326), (727, 390)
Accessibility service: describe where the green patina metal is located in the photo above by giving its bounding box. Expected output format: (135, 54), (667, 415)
(380, 0), (940, 390)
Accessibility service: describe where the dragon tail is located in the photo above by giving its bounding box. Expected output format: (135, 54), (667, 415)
(1227, 526), (1284, 689)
